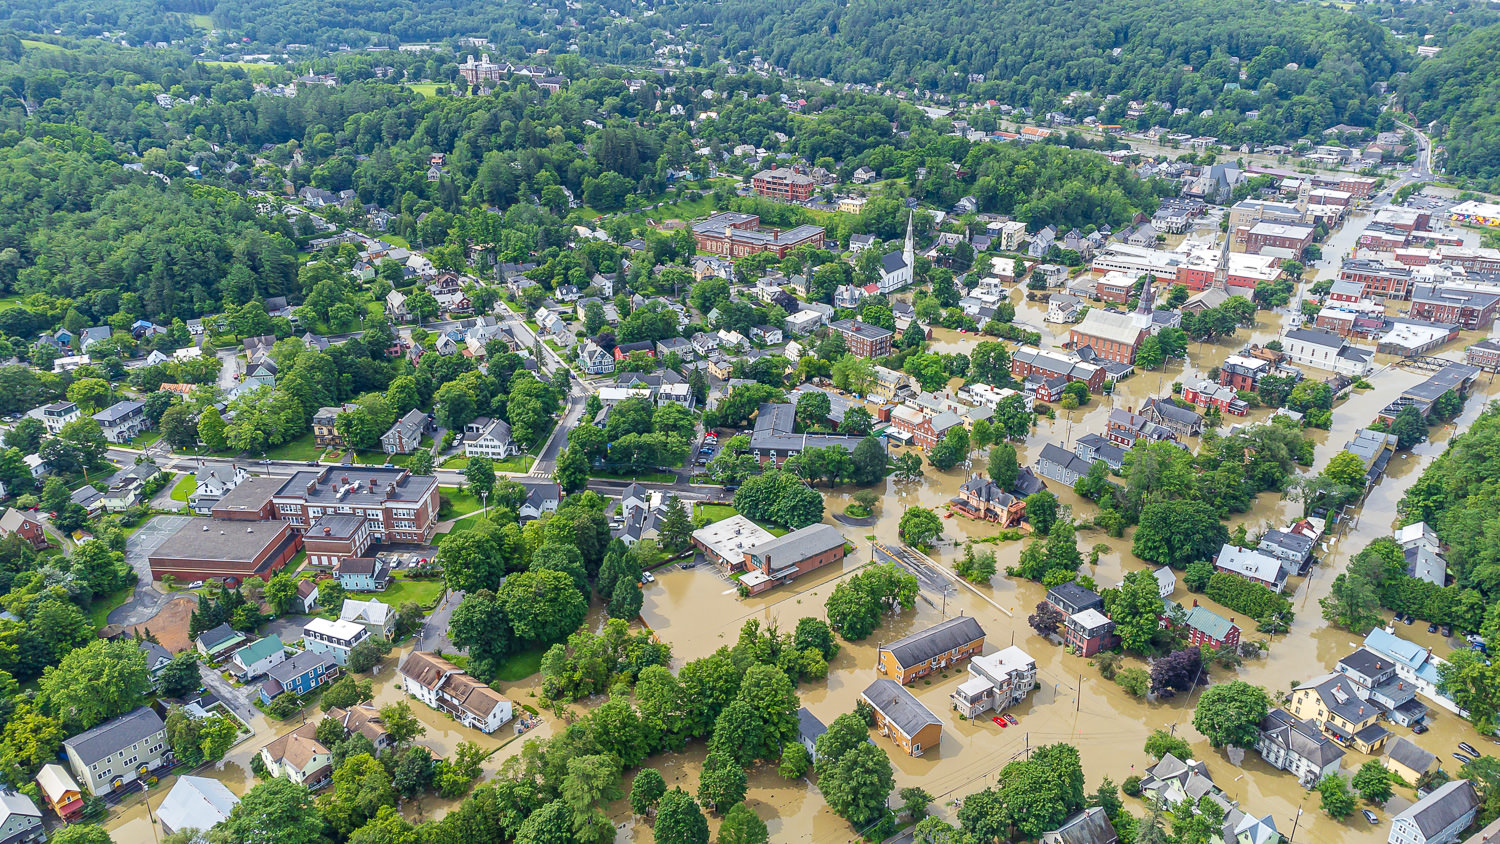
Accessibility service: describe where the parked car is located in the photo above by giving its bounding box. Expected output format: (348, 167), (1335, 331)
(1362, 810), (1379, 825)
(1429, 623), (1439, 633)
(1441, 624), (1454, 637)
(1412, 722), (1429, 734)
(641, 571), (656, 584)
(1460, 742), (1480, 758)
(1455, 753), (1473, 765)
(1003, 713), (1017, 725)
(991, 716), (1007, 727)
(1393, 612), (1407, 623)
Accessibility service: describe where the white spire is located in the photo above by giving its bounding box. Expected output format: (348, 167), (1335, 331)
(903, 210), (915, 268)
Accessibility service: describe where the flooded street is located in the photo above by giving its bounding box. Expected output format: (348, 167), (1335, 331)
(640, 261), (1500, 841)
(109, 213), (1498, 843)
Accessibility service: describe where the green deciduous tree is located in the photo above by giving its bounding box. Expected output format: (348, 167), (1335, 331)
(1192, 681), (1270, 749)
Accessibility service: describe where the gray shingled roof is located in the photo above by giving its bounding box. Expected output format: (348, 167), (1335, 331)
(62, 707), (164, 767)
(1386, 736), (1436, 775)
(1396, 779), (1479, 838)
(862, 678), (941, 737)
(878, 616), (986, 669)
(747, 524), (846, 571)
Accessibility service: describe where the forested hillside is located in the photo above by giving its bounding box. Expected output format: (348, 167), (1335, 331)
(1401, 23), (1500, 187)
(0, 0), (1414, 144)
(684, 0), (1402, 134)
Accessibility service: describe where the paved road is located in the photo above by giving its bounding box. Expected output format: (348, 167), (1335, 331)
(110, 514), (195, 627)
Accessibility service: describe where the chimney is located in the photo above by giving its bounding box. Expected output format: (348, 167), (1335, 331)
(370, 478), (378, 488)
(324, 527), (332, 536)
(1192, 599), (1199, 608)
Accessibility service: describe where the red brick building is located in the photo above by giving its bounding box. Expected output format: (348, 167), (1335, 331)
(1338, 260), (1413, 299)
(1070, 310), (1146, 365)
(1181, 379), (1249, 415)
(271, 467), (442, 545)
(1407, 284), (1500, 330)
(691, 212), (825, 259)
(751, 168), (816, 202)
(1243, 222), (1314, 256)
(1164, 601), (1242, 650)
(1217, 354), (1272, 391)
(830, 319), (893, 358)
(147, 519), (302, 583)
(739, 523), (847, 595)
(1094, 273), (1135, 303)
(1010, 346), (1106, 392)
(0, 508), (49, 550)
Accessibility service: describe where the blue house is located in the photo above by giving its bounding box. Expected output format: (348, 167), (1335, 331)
(333, 557), (390, 592)
(258, 650), (339, 704)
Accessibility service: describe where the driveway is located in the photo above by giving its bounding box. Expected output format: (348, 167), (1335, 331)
(260, 614), (313, 643)
(416, 590), (461, 654)
(198, 661), (258, 725)
(110, 515), (195, 627)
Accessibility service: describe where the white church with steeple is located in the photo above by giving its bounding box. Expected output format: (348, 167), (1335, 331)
(877, 211), (915, 294)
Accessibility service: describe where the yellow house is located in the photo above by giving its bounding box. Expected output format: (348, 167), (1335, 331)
(1384, 737), (1436, 783)
(1287, 673), (1391, 755)
(869, 366), (912, 401)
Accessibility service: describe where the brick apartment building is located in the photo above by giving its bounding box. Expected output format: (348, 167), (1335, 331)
(692, 212), (825, 259)
(1243, 222), (1314, 256)
(830, 319), (893, 358)
(1339, 260), (1413, 299)
(751, 168), (815, 202)
(1217, 354), (1273, 391)
(1009, 346), (1106, 392)
(1407, 283), (1500, 330)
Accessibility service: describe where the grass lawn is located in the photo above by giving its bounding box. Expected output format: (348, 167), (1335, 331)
(591, 470), (675, 483)
(20, 39), (65, 53)
(169, 473), (197, 503)
(438, 488), (483, 519)
(88, 587), (133, 630)
(693, 503), (788, 536)
(188, 13), (214, 27)
(493, 646), (546, 682)
(354, 440), (431, 467)
(264, 432), (325, 462)
(0, 294), (29, 310)
(440, 455), (468, 470)
(491, 454), (535, 473)
(131, 429), (163, 449)
(379, 575), (444, 609)
(406, 82), (445, 98)
(650, 192), (718, 221)
(694, 503), (737, 524)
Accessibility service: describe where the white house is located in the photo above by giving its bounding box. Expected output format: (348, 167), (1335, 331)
(229, 635), (287, 680)
(464, 418), (520, 460)
(399, 651), (514, 733)
(1281, 328), (1375, 377)
(1388, 780), (1479, 844)
(340, 598), (396, 639)
(302, 618), (369, 665)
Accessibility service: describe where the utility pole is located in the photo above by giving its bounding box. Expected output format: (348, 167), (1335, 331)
(1077, 673), (1082, 712)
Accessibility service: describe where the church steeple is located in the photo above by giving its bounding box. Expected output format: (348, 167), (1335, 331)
(903, 210), (915, 269)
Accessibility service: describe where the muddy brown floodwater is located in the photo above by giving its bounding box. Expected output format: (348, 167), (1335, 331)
(109, 223), (1497, 842)
(642, 276), (1500, 842)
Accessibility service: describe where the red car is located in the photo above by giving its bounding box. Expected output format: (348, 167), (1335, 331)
(992, 716), (1007, 727)
(1003, 713), (1018, 725)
